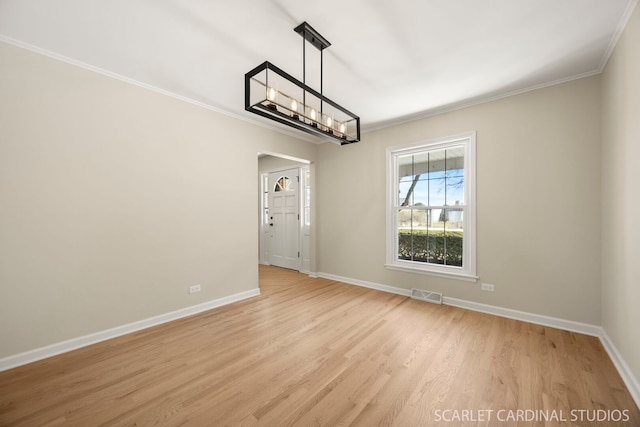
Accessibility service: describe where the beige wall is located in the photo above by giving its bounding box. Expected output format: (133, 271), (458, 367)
(258, 155), (308, 173)
(0, 41), (315, 358)
(601, 5), (640, 385)
(316, 76), (602, 325)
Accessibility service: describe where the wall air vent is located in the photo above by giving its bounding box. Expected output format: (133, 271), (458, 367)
(410, 288), (443, 305)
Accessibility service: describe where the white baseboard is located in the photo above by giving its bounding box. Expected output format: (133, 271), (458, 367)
(442, 296), (602, 336)
(0, 288), (260, 372)
(317, 271), (639, 408)
(599, 329), (640, 409)
(318, 272), (411, 297)
(318, 272), (598, 334)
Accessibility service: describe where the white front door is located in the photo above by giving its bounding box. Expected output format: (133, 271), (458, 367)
(268, 168), (299, 270)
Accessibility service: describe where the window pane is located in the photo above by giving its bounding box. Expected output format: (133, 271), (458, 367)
(304, 170), (311, 205)
(399, 179), (414, 206)
(413, 209), (428, 262)
(398, 154), (415, 178)
(262, 175), (269, 225)
(446, 177), (464, 206)
(398, 208), (411, 261)
(444, 209), (464, 266)
(445, 208), (464, 230)
(445, 146), (465, 177)
(412, 209), (428, 229)
(274, 176), (292, 192)
(283, 176), (292, 191)
(445, 146), (465, 205)
(412, 152), (430, 176)
(398, 208), (431, 262)
(397, 208), (429, 230)
(304, 207), (310, 226)
(428, 177), (446, 206)
(412, 177), (428, 206)
(409, 153), (429, 206)
(428, 211), (444, 264)
(434, 209), (464, 267)
(398, 208), (411, 228)
(397, 209), (410, 260)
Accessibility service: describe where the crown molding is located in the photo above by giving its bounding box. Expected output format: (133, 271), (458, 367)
(0, 36), (319, 144)
(597, 0), (639, 73)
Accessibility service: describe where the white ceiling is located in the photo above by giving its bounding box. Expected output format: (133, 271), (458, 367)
(1, 0), (637, 135)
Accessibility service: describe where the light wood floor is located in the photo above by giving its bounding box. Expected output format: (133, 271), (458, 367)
(1, 265), (638, 426)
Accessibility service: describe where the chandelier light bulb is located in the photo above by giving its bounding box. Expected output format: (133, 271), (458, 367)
(310, 108), (317, 121)
(290, 99), (300, 119)
(339, 122), (346, 133)
(267, 87), (276, 101)
(326, 116), (332, 128)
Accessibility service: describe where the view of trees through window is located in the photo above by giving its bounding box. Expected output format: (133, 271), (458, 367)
(397, 146), (465, 267)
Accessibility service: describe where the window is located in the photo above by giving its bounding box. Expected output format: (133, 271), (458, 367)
(262, 174), (269, 225)
(386, 132), (477, 281)
(303, 169), (311, 226)
(274, 176), (292, 192)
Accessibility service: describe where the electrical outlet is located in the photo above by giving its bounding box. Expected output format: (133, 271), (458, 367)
(481, 283), (495, 292)
(189, 285), (201, 294)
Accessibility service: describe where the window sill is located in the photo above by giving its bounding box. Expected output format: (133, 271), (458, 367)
(384, 263), (478, 282)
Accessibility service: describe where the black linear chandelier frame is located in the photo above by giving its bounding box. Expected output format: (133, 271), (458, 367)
(245, 22), (360, 145)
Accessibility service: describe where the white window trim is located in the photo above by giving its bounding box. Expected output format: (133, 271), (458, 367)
(385, 132), (478, 282)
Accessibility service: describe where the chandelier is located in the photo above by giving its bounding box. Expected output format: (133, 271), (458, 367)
(245, 22), (360, 145)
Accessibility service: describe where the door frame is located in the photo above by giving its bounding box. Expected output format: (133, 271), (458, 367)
(259, 163), (311, 273)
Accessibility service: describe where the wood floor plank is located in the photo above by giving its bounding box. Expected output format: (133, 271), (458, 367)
(1, 265), (638, 426)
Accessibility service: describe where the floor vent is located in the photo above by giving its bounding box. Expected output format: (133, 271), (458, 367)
(410, 288), (443, 305)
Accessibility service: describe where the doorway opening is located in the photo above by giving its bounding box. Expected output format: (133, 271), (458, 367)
(258, 153), (312, 274)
